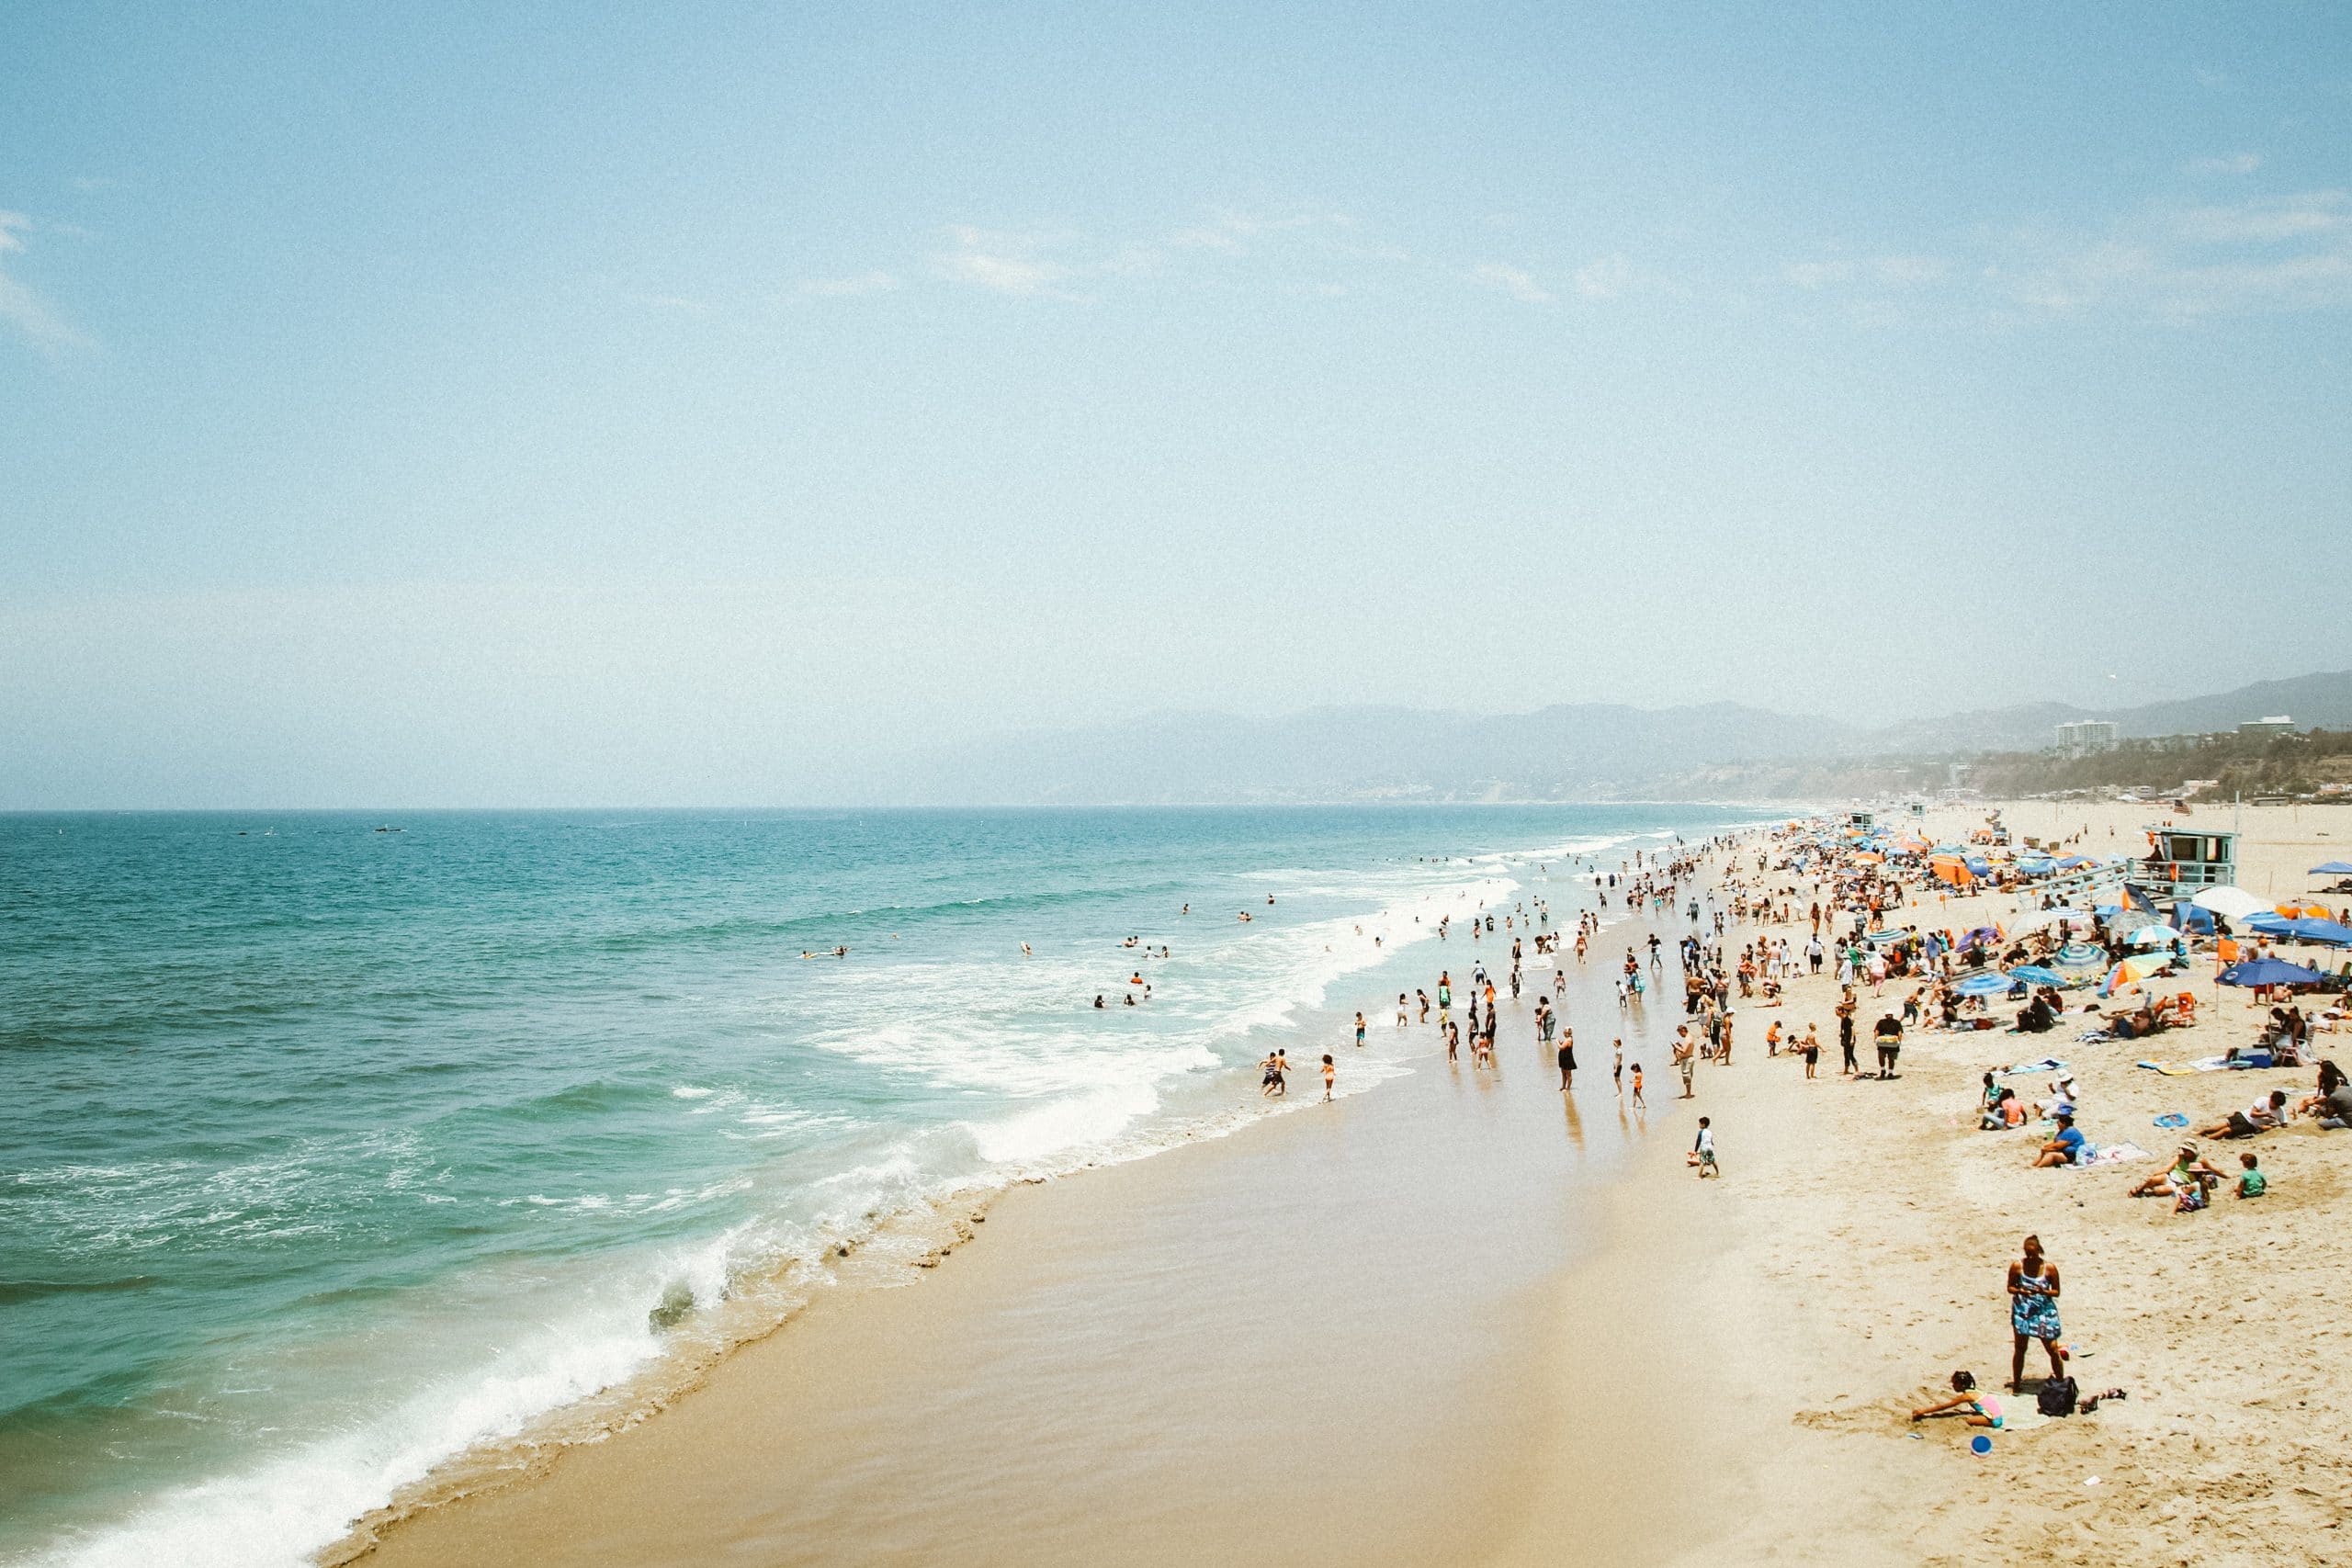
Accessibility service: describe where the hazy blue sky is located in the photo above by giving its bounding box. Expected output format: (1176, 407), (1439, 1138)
(4, 2), (2348, 806)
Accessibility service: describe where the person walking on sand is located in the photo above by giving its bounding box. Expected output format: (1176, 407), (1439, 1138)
(1802, 1023), (1821, 1079)
(1688, 1116), (1718, 1177)
(2007, 1235), (2066, 1392)
(1321, 1055), (1336, 1101)
(1612, 1038), (1623, 1095)
(1629, 1062), (1646, 1111)
(1673, 1032), (1697, 1100)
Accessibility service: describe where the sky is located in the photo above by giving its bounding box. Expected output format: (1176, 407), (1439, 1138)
(3, 1), (2348, 807)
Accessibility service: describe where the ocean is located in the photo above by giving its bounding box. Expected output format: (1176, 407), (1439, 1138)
(0, 804), (1757, 1566)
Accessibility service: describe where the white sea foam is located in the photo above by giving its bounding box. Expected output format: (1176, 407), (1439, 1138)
(20, 817), (1758, 1568)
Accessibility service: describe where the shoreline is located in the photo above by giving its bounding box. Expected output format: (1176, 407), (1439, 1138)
(312, 824), (1727, 1566)
(338, 833), (1721, 1566)
(265, 801), (2352, 1564)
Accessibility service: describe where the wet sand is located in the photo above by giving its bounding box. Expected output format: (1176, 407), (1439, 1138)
(348, 804), (2352, 1567)
(351, 865), (1714, 1568)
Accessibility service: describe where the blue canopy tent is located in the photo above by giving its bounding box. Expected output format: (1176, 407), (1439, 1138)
(2309, 861), (2352, 876)
(2218, 957), (2331, 988)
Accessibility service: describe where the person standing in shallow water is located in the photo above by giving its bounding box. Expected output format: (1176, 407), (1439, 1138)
(2007, 1235), (2066, 1392)
(1556, 1025), (1577, 1091)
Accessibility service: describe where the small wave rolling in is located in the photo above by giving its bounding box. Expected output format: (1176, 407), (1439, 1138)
(0, 805), (1747, 1566)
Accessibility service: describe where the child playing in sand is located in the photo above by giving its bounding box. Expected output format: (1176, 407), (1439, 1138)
(1910, 1371), (2001, 1427)
(1321, 1055), (1336, 1101)
(2234, 1151), (2266, 1198)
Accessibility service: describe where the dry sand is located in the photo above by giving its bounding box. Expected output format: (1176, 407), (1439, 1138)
(344, 801), (2352, 1568)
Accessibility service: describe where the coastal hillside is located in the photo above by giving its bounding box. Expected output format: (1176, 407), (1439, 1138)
(865, 671), (2352, 805)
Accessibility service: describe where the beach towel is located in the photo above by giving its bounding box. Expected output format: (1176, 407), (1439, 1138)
(2080, 1142), (2150, 1168)
(2153, 1112), (2189, 1129)
(2136, 1061), (2201, 1076)
(2002, 1057), (2067, 1077)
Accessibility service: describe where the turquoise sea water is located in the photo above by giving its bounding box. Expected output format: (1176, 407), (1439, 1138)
(0, 805), (1752, 1566)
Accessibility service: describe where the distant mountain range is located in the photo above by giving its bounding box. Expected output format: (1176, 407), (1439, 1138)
(848, 671), (2352, 806)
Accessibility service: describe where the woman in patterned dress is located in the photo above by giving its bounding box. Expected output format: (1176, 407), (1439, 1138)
(2007, 1235), (2067, 1392)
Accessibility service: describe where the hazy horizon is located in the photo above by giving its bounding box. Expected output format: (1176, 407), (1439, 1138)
(6, 3), (2348, 808)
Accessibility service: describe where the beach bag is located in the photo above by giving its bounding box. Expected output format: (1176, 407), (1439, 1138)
(2037, 1376), (2079, 1417)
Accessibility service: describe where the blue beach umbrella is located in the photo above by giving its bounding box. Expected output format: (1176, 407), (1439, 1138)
(2309, 861), (2352, 876)
(2008, 965), (2068, 987)
(2217, 958), (2330, 988)
(1956, 972), (2016, 998)
(2267, 917), (2352, 946)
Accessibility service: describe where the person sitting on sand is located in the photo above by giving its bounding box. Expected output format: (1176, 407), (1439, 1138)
(1911, 1370), (2001, 1427)
(2199, 1089), (2290, 1140)
(2031, 1112), (2085, 1168)
(2130, 1144), (2222, 1200)
(2291, 1059), (2346, 1118)
(2234, 1151), (2267, 1199)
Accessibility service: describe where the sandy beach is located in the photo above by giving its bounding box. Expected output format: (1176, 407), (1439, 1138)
(341, 802), (2352, 1568)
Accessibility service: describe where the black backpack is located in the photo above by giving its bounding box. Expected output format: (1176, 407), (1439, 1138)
(2037, 1376), (2079, 1417)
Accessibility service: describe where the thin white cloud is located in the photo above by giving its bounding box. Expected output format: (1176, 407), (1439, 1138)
(799, 270), (900, 298)
(1993, 190), (2352, 317)
(2184, 152), (2262, 176)
(1783, 254), (1944, 290)
(1783, 259), (1854, 289)
(1167, 210), (1351, 254)
(2173, 190), (2347, 243)
(1572, 254), (1635, 299)
(1470, 262), (1552, 303)
(0, 210), (91, 353)
(933, 226), (1066, 296)
(1870, 254), (1947, 286)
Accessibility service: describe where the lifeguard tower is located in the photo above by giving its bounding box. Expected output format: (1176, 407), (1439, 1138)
(1846, 809), (1875, 833)
(2138, 826), (2237, 899)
